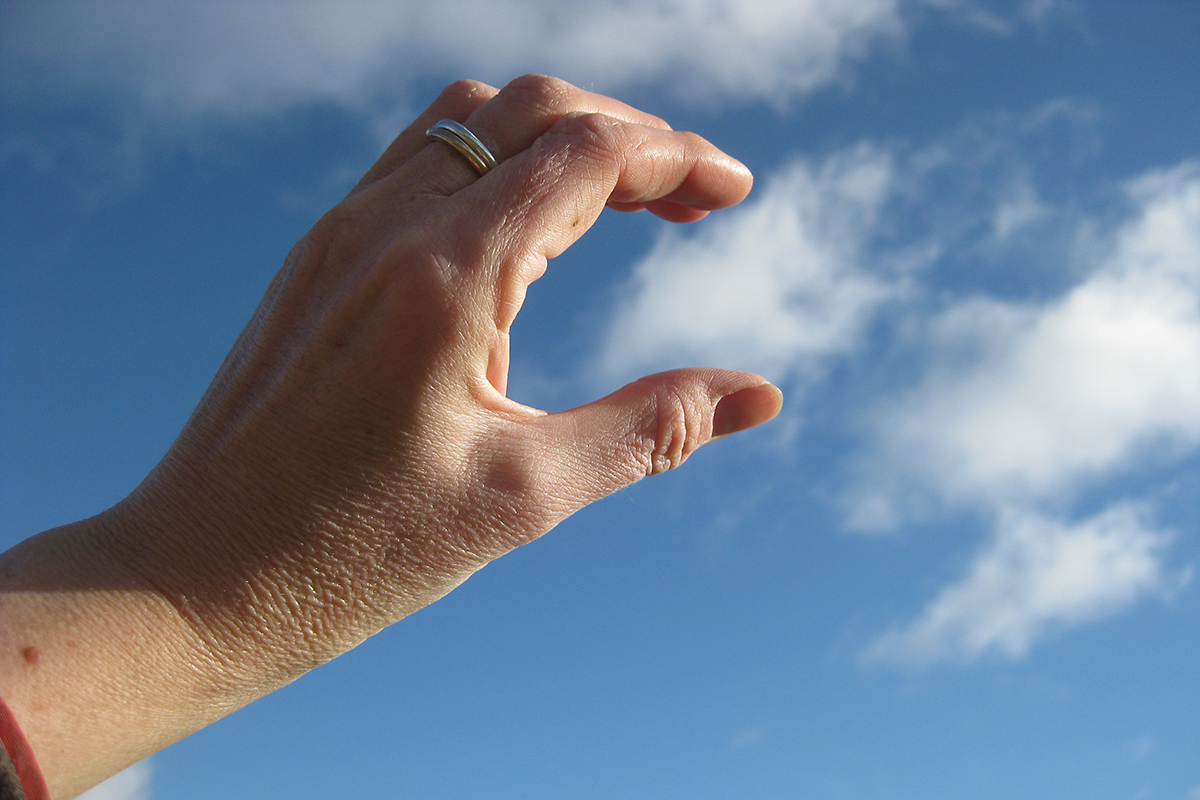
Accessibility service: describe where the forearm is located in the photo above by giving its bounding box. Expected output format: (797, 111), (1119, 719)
(0, 458), (480, 800)
(0, 512), (244, 799)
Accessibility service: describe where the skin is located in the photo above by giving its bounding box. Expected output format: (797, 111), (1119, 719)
(0, 75), (782, 799)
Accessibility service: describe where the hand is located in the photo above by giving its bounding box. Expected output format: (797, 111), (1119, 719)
(0, 75), (781, 797)
(117, 73), (781, 670)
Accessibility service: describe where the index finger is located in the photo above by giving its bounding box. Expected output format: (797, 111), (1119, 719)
(468, 111), (753, 262)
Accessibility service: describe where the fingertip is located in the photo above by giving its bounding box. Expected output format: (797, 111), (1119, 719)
(711, 382), (783, 438)
(642, 199), (709, 223)
(723, 154), (754, 205)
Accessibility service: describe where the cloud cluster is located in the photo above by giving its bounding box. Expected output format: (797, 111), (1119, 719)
(856, 159), (1200, 666)
(597, 120), (1199, 666)
(599, 144), (896, 387)
(2, 0), (905, 120)
(863, 504), (1173, 665)
(878, 161), (1200, 507)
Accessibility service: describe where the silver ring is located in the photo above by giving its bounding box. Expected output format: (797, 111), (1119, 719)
(426, 119), (497, 176)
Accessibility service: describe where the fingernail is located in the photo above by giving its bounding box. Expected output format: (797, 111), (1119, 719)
(712, 383), (784, 438)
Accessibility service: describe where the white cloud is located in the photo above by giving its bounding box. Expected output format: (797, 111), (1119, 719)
(875, 161), (1200, 506)
(855, 160), (1200, 666)
(588, 105), (1197, 668)
(598, 145), (896, 387)
(539, 0), (905, 107)
(76, 760), (153, 800)
(1, 0), (906, 120)
(862, 504), (1174, 667)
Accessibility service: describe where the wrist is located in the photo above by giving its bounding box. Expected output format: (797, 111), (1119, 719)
(99, 444), (469, 696)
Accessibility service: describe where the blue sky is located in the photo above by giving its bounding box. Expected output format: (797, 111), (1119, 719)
(2, 1), (1199, 798)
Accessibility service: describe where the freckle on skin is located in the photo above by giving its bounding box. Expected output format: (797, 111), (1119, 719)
(21, 646), (40, 665)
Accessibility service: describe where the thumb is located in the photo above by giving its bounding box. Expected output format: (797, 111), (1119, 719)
(530, 368), (783, 511)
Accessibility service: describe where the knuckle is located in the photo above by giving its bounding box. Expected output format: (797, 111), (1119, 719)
(550, 113), (629, 165)
(632, 381), (711, 477)
(438, 78), (492, 105)
(677, 129), (706, 154)
(501, 74), (576, 117)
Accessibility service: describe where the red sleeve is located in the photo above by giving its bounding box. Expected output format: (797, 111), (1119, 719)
(0, 696), (48, 800)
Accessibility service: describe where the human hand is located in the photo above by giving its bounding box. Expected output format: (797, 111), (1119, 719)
(0, 75), (781, 797)
(111, 75), (782, 682)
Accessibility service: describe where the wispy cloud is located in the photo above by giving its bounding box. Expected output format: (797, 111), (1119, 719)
(592, 104), (1198, 667)
(853, 160), (1200, 666)
(598, 144), (897, 390)
(5, 0), (1076, 126)
(1, 0), (906, 121)
(871, 160), (1200, 508)
(862, 504), (1176, 667)
(76, 760), (153, 800)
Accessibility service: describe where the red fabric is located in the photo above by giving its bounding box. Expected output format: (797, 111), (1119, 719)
(0, 696), (48, 800)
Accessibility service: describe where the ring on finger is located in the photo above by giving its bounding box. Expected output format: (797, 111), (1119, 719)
(426, 119), (497, 176)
